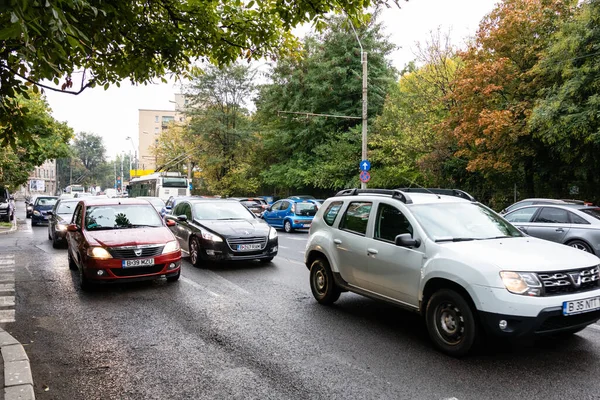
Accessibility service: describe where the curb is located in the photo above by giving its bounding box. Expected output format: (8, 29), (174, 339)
(0, 217), (17, 236)
(0, 329), (35, 400)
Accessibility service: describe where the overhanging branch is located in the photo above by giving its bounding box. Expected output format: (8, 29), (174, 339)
(3, 65), (93, 95)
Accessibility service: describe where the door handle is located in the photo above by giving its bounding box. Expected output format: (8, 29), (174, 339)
(334, 239), (342, 244)
(555, 228), (564, 232)
(367, 248), (378, 255)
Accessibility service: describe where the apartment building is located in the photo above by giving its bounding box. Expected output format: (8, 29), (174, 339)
(137, 94), (188, 172)
(27, 159), (57, 196)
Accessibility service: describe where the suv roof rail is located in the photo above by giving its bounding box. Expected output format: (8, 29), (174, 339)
(334, 188), (413, 204)
(396, 188), (476, 202)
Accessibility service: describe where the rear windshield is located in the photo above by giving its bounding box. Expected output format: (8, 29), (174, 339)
(35, 197), (58, 206)
(85, 205), (162, 230)
(162, 177), (187, 188)
(294, 202), (318, 216)
(57, 201), (78, 214)
(581, 208), (600, 221)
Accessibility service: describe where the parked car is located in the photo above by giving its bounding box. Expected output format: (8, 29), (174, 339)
(228, 197), (268, 217)
(289, 195), (316, 200)
(262, 199), (318, 232)
(500, 198), (588, 215)
(503, 204), (600, 255)
(161, 196), (197, 218)
(31, 196), (58, 226)
(0, 186), (14, 223)
(47, 198), (79, 248)
(305, 188), (600, 357)
(257, 196), (279, 205)
(25, 195), (38, 218)
(165, 198), (278, 266)
(65, 198), (182, 290)
(136, 196), (165, 213)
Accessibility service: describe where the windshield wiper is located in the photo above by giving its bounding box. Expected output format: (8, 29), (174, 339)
(217, 218), (242, 220)
(87, 227), (114, 231)
(129, 224), (160, 228)
(435, 238), (479, 243)
(481, 235), (513, 240)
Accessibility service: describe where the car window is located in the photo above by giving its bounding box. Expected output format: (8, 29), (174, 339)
(270, 201), (282, 211)
(84, 205), (162, 230)
(506, 201), (533, 213)
(340, 202), (372, 235)
(375, 203), (413, 242)
(323, 201), (343, 226)
(73, 204), (83, 227)
(280, 201), (290, 210)
(581, 208), (600, 221)
(569, 212), (589, 225)
(293, 202), (318, 216)
(534, 207), (569, 224)
(504, 207), (538, 223)
(56, 201), (78, 214)
(193, 201), (255, 220)
(183, 203), (192, 220)
(35, 197), (58, 206)
(173, 202), (184, 216)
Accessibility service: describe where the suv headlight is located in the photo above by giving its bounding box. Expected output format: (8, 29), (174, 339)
(162, 240), (180, 254)
(500, 271), (542, 296)
(201, 231), (223, 242)
(269, 227), (277, 240)
(87, 247), (112, 259)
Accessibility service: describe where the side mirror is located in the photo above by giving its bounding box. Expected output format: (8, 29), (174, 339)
(395, 233), (421, 248)
(177, 215), (188, 222)
(66, 224), (79, 232)
(165, 219), (177, 227)
(166, 205), (172, 210)
(266, 206), (272, 212)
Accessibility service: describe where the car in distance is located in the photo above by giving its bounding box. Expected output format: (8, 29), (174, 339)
(25, 195), (38, 218)
(47, 198), (79, 248)
(65, 198), (182, 290)
(262, 199), (318, 232)
(503, 204), (600, 255)
(305, 188), (600, 357)
(228, 197), (268, 217)
(0, 186), (15, 223)
(500, 198), (589, 215)
(165, 198), (278, 266)
(31, 196), (58, 226)
(136, 196), (166, 213)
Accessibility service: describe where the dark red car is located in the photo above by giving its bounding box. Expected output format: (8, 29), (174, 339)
(66, 198), (182, 290)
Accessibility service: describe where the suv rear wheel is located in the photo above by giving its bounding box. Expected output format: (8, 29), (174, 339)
(309, 258), (340, 305)
(425, 289), (479, 357)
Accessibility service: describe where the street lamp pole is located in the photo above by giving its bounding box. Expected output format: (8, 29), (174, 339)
(350, 21), (368, 189)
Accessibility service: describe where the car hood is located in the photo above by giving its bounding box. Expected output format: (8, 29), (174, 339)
(440, 236), (600, 272)
(85, 227), (175, 247)
(195, 219), (270, 237)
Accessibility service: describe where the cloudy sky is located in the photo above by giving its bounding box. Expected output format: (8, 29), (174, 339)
(44, 0), (498, 160)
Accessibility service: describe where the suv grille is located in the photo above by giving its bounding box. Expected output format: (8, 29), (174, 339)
(538, 266), (600, 296)
(108, 245), (164, 259)
(226, 237), (267, 252)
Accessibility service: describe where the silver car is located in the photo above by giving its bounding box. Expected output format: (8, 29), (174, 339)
(504, 204), (600, 255)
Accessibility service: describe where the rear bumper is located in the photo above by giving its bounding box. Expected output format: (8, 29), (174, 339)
(82, 252), (182, 282)
(479, 308), (600, 337)
(289, 218), (313, 229)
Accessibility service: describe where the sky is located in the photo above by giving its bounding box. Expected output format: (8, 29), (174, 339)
(44, 0), (499, 160)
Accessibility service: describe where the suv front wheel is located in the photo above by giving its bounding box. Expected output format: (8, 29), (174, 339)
(425, 289), (479, 357)
(309, 258), (340, 305)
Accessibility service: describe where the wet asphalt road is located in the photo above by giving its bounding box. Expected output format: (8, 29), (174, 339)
(1, 203), (600, 400)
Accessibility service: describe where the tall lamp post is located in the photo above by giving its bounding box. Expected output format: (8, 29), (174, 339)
(125, 136), (138, 176)
(349, 22), (368, 189)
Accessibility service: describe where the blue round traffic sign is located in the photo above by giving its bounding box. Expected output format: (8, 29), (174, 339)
(359, 160), (371, 171)
(359, 170), (371, 183)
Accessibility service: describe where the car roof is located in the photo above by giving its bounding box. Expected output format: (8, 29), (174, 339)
(78, 198), (156, 206)
(329, 192), (471, 205)
(506, 203), (599, 213)
(188, 198), (239, 203)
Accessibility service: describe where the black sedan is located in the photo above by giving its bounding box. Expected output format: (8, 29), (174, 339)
(165, 199), (278, 266)
(47, 198), (79, 248)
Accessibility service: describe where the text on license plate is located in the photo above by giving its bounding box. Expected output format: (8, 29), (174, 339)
(122, 258), (155, 268)
(237, 244), (262, 251)
(563, 296), (600, 316)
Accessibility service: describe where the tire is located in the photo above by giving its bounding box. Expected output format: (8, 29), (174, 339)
(68, 249), (78, 270)
(309, 258), (341, 305)
(52, 237), (60, 249)
(79, 267), (92, 291)
(166, 270), (181, 282)
(284, 220), (293, 233)
(567, 240), (593, 253)
(48, 229), (52, 241)
(260, 257), (274, 263)
(425, 289), (479, 357)
(189, 237), (202, 268)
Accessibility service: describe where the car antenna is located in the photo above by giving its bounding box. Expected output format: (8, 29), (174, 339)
(400, 176), (440, 199)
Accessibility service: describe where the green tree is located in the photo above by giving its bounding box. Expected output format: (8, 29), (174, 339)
(1, 0), (395, 147)
(254, 15), (397, 193)
(73, 132), (106, 172)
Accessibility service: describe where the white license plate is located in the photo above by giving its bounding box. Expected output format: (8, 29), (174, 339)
(563, 296), (600, 316)
(302, 224), (311, 228)
(122, 258), (155, 268)
(237, 244), (261, 251)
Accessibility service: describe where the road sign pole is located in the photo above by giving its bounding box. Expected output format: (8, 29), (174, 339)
(361, 51), (368, 189)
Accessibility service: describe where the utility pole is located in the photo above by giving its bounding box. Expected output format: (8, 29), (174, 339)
(69, 158), (72, 186)
(120, 154), (124, 193)
(361, 51), (368, 189)
(114, 161), (117, 190)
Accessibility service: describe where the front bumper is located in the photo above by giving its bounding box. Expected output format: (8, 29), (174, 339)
(82, 251), (182, 282)
(32, 214), (50, 224)
(199, 237), (278, 262)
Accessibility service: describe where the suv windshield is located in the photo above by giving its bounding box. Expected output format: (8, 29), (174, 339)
(410, 202), (522, 242)
(85, 205), (163, 230)
(193, 201), (254, 220)
(294, 202), (318, 216)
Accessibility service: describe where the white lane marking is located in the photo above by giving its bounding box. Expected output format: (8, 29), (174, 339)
(0, 296), (15, 307)
(0, 274), (15, 282)
(0, 283), (15, 292)
(0, 310), (15, 323)
(0, 255), (14, 259)
(278, 245), (289, 249)
(587, 324), (600, 332)
(204, 270), (250, 295)
(181, 276), (220, 297)
(0, 260), (15, 265)
(279, 257), (305, 266)
(280, 236), (308, 241)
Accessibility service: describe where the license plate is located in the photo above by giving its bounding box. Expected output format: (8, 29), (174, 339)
(303, 224), (311, 228)
(563, 296), (600, 316)
(122, 258), (155, 268)
(237, 244), (261, 251)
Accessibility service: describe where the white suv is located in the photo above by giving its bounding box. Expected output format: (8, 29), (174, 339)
(304, 188), (600, 356)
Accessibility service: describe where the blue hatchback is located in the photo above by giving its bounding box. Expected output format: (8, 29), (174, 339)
(31, 196), (58, 226)
(262, 199), (318, 232)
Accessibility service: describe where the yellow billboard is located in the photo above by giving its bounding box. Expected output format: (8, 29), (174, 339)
(130, 169), (155, 178)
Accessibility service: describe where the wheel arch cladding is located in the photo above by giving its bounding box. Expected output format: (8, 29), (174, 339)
(421, 278), (478, 317)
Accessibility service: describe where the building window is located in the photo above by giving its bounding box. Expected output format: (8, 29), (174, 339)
(155, 115), (159, 123)
(154, 127), (159, 134)
(155, 139), (159, 145)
